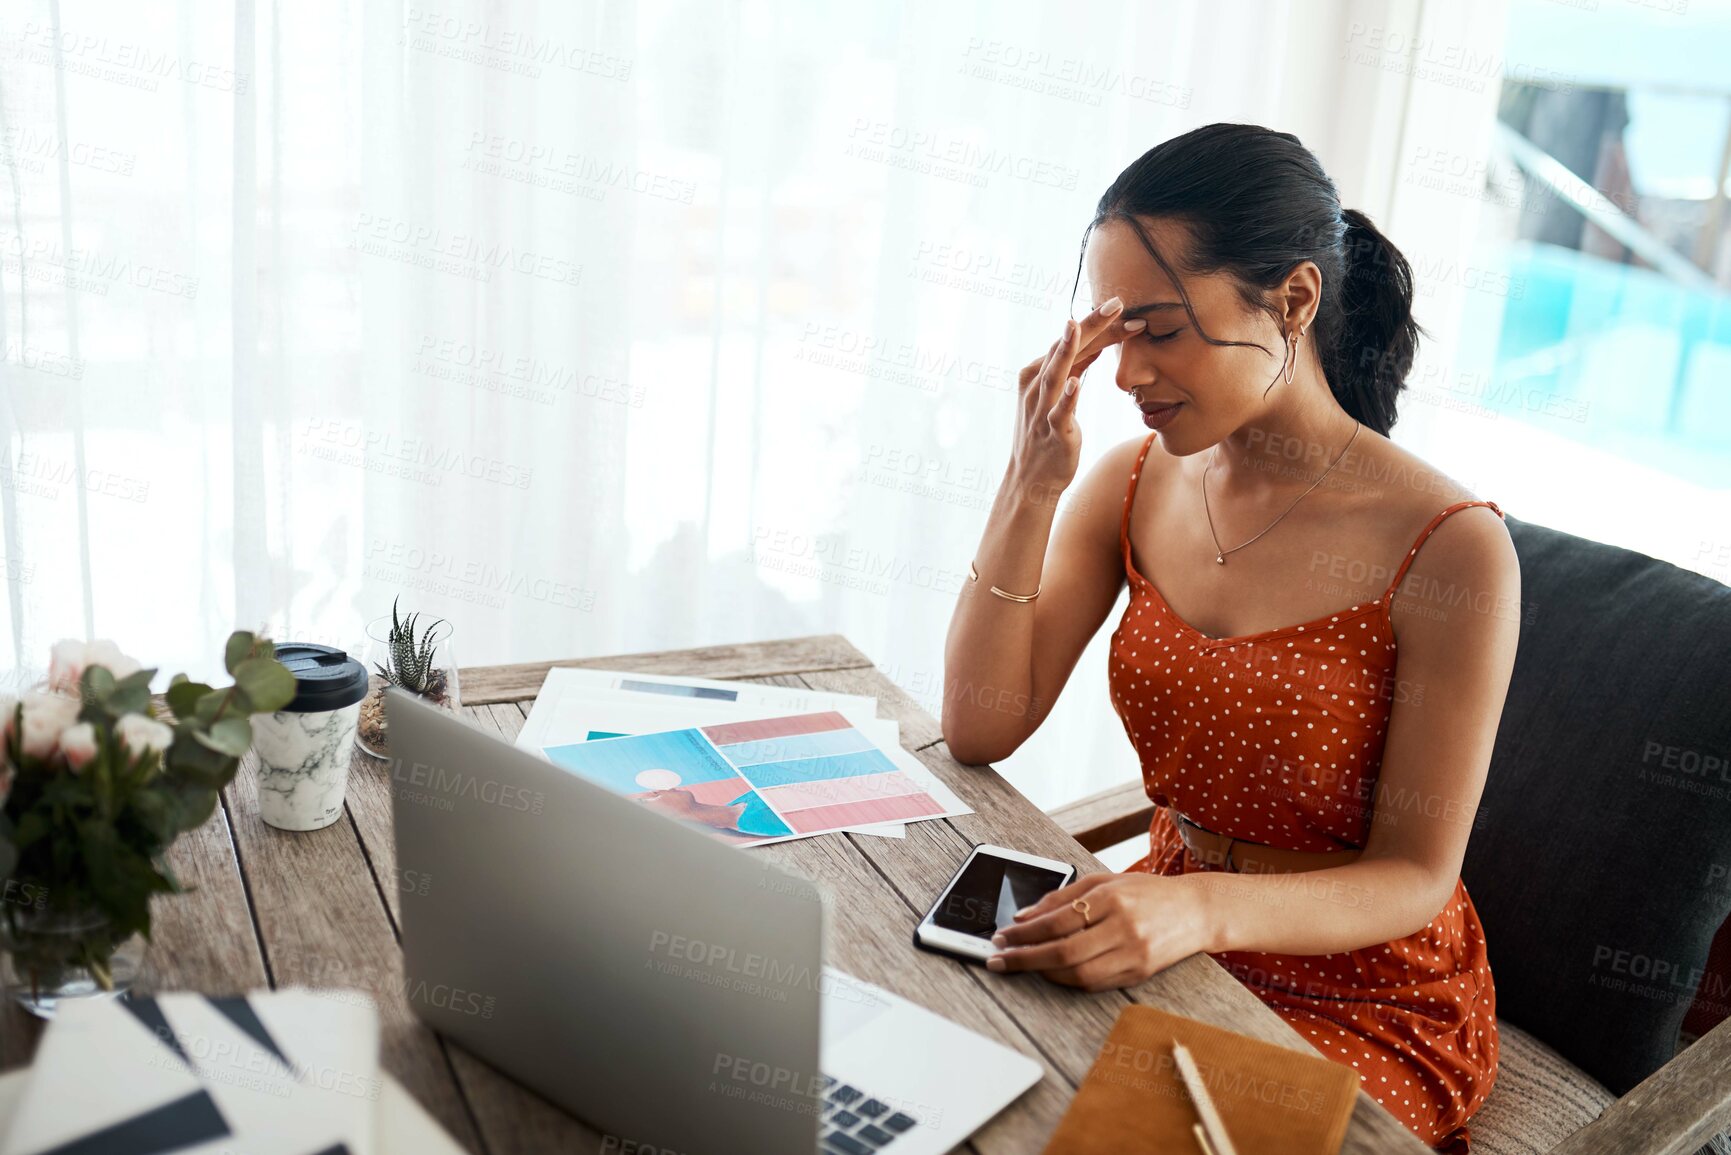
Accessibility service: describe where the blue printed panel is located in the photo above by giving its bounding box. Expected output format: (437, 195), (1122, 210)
(542, 728), (737, 791)
(736, 749), (900, 788)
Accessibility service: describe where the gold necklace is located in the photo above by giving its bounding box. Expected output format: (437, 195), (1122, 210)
(1202, 421), (1360, 564)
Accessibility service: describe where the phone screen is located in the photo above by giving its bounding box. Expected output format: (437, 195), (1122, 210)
(929, 852), (1071, 939)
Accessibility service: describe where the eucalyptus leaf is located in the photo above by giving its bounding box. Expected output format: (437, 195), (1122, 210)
(107, 683), (152, 718)
(166, 680), (214, 720)
(173, 788), (219, 834)
(195, 717), (255, 758)
(169, 731), (232, 786)
(224, 631), (256, 675)
(233, 657), (296, 713)
(112, 668), (157, 695)
(193, 686), (236, 725)
(84, 664), (116, 701)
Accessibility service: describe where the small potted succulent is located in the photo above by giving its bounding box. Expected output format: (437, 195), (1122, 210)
(355, 597), (460, 759)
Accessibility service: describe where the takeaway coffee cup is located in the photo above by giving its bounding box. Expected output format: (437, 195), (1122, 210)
(251, 642), (370, 831)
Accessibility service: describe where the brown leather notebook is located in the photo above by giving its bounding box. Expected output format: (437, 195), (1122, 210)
(1042, 1004), (1361, 1155)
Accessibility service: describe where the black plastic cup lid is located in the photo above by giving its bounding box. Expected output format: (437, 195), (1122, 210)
(270, 642), (370, 712)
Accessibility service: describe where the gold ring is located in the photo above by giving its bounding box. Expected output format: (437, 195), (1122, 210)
(1071, 898), (1091, 927)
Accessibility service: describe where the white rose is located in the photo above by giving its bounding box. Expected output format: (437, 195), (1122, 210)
(85, 639), (144, 682)
(46, 638), (87, 695)
(16, 691), (82, 761)
(114, 713), (174, 758)
(59, 722), (100, 772)
(47, 638), (144, 697)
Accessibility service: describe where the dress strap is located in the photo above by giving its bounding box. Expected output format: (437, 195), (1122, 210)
(1120, 433), (1159, 570)
(1381, 499), (1504, 603)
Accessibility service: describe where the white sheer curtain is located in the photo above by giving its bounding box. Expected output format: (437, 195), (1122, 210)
(0, 0), (1460, 809)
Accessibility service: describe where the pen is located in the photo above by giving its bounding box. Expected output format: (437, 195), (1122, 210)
(1172, 1041), (1240, 1155)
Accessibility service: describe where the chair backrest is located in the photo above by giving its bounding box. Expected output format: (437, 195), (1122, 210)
(1460, 515), (1731, 1095)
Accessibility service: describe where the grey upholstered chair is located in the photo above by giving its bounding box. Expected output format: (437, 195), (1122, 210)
(1055, 515), (1731, 1155)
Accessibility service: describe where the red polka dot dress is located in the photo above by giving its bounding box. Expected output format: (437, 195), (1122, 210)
(1110, 433), (1500, 1153)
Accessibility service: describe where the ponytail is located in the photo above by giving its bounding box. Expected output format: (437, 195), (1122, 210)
(1318, 208), (1420, 437)
(1083, 124), (1422, 436)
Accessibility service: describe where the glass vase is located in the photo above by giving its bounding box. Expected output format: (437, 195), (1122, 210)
(0, 904), (144, 1019)
(355, 613), (460, 759)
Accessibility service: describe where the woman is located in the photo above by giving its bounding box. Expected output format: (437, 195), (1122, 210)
(941, 123), (1516, 1153)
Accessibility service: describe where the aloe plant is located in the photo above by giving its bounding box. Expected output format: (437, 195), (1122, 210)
(374, 596), (449, 694)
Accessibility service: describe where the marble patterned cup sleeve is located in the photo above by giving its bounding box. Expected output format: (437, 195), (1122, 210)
(252, 700), (364, 831)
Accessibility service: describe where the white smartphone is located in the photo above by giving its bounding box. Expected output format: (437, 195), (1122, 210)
(913, 843), (1079, 963)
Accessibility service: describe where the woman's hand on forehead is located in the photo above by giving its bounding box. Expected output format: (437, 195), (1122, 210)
(1058, 295), (1147, 381)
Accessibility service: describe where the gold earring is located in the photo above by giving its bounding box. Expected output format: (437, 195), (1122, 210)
(1283, 331), (1297, 385)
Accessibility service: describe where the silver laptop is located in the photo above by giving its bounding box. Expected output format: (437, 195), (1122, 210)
(386, 688), (1041, 1155)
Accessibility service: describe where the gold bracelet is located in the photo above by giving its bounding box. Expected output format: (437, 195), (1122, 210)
(969, 560), (1040, 603)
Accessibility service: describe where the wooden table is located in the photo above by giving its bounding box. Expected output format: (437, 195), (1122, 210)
(0, 635), (1430, 1153)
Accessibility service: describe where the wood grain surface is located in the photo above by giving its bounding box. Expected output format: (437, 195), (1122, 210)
(0, 634), (1431, 1153)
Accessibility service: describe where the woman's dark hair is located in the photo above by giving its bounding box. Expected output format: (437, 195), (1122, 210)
(1077, 123), (1419, 436)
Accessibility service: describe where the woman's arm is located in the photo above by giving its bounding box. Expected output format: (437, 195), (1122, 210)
(940, 442), (1136, 765)
(1192, 504), (1522, 952)
(942, 304), (1146, 766)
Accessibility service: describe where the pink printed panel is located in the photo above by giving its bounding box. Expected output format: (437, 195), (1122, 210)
(776, 791), (942, 833)
(700, 711), (851, 746)
(756, 771), (914, 812)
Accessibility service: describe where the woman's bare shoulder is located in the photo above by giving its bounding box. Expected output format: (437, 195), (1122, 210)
(1358, 433), (1518, 603)
(1074, 432), (1160, 506)
(1095, 431), (1160, 483)
(1347, 430), (1483, 520)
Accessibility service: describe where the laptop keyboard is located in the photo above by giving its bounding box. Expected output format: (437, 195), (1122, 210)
(819, 1074), (919, 1152)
